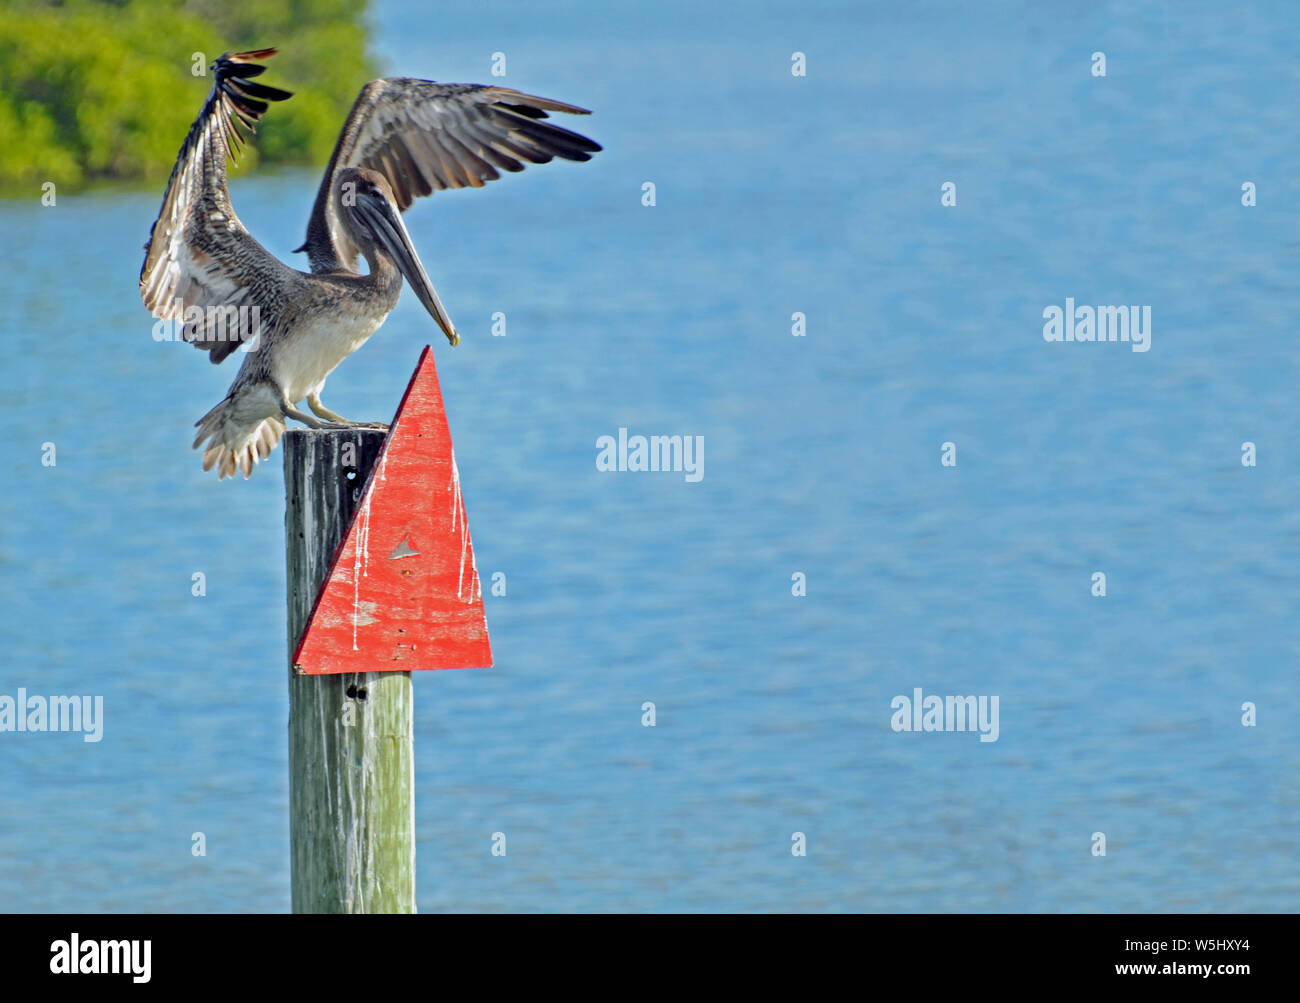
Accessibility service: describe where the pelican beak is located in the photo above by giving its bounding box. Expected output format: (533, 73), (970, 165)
(358, 194), (460, 346)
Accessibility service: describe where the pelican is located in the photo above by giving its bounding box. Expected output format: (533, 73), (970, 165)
(140, 48), (600, 478)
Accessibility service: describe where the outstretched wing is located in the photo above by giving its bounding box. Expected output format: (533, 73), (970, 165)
(139, 49), (295, 364)
(297, 79), (602, 273)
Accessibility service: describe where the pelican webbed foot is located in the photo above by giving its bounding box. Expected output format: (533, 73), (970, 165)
(281, 401), (350, 430)
(305, 393), (389, 431)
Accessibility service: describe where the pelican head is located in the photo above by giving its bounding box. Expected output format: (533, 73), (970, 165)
(336, 166), (460, 346)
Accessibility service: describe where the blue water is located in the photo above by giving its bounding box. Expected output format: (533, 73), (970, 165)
(2, 1), (1298, 911)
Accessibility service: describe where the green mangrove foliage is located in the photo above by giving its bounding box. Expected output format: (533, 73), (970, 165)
(0, 0), (375, 195)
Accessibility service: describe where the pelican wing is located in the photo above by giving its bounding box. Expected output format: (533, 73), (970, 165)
(140, 49), (295, 364)
(298, 79), (602, 272)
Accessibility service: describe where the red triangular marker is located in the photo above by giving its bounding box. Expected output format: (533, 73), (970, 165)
(292, 346), (493, 674)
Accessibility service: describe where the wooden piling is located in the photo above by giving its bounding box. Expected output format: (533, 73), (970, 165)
(284, 428), (416, 913)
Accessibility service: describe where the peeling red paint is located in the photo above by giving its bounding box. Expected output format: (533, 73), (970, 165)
(292, 346), (493, 674)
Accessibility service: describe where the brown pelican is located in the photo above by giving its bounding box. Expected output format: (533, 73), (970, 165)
(140, 48), (600, 478)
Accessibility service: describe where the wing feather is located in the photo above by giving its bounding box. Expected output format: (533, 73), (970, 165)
(298, 80), (601, 272)
(139, 49), (294, 364)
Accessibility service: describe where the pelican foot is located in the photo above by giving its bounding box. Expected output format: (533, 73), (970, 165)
(305, 393), (387, 429)
(281, 403), (351, 431)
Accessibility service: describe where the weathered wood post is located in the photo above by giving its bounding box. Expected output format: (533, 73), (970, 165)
(279, 347), (493, 914)
(285, 428), (416, 913)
